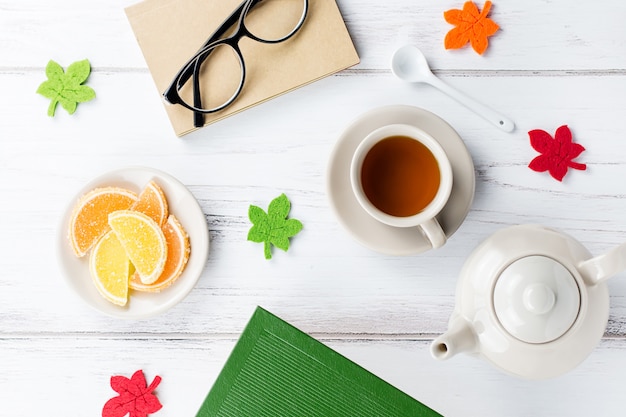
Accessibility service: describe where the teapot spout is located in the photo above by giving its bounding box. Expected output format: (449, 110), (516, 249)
(430, 317), (477, 361)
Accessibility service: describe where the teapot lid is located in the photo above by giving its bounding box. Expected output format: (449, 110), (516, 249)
(494, 255), (581, 344)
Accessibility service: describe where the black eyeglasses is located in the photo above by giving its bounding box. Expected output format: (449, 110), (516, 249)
(163, 0), (309, 128)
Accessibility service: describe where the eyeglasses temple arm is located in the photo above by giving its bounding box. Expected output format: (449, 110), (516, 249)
(192, 60), (205, 127)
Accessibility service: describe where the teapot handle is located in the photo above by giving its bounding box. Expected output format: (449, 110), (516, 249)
(577, 242), (626, 286)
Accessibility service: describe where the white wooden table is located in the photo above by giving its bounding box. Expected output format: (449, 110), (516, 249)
(2, 0), (626, 415)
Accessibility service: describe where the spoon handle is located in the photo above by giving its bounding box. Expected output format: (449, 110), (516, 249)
(425, 74), (515, 133)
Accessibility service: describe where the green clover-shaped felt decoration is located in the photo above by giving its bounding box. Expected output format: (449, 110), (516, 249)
(247, 194), (303, 260)
(36, 59), (96, 116)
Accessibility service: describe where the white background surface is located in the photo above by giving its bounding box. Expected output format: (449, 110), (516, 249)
(2, 0), (626, 416)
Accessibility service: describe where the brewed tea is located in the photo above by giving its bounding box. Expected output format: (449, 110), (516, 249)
(360, 135), (440, 217)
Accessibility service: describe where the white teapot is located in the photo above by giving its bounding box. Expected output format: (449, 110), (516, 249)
(431, 224), (626, 379)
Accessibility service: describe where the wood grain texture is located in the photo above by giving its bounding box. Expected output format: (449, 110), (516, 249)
(1, 0), (626, 416)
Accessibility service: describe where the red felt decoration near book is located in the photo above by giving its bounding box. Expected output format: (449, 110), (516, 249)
(528, 125), (587, 181)
(444, 1), (499, 55)
(102, 370), (163, 417)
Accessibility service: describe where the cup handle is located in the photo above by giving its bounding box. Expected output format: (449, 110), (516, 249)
(419, 217), (447, 249)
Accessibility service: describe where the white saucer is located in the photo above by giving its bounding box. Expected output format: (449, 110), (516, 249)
(326, 105), (475, 255)
(57, 167), (210, 319)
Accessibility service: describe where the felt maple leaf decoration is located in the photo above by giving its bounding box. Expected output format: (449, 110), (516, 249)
(247, 193), (303, 260)
(444, 1), (500, 54)
(36, 59), (96, 116)
(102, 370), (163, 417)
(528, 125), (587, 181)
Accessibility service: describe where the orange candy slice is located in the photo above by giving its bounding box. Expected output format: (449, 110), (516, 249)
(108, 210), (167, 285)
(130, 215), (190, 293)
(131, 180), (169, 226)
(68, 187), (138, 257)
(89, 231), (131, 306)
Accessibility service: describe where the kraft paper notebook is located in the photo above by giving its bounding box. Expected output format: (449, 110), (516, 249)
(195, 307), (442, 416)
(126, 0), (360, 136)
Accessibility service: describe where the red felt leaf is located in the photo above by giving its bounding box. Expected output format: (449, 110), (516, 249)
(103, 370), (163, 417)
(528, 125), (586, 181)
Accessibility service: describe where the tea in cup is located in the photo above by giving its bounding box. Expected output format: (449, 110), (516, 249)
(350, 124), (453, 248)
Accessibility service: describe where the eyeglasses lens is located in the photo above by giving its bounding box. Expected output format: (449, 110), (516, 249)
(177, 43), (243, 112)
(243, 0), (307, 42)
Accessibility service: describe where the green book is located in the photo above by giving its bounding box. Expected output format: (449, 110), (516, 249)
(195, 307), (442, 417)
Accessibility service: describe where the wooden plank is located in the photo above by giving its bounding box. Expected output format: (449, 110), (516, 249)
(2, 337), (626, 417)
(0, 0), (624, 71)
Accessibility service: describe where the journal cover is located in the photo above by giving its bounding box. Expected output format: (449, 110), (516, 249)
(195, 307), (442, 416)
(125, 0), (360, 136)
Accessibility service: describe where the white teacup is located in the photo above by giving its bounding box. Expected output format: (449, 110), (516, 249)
(350, 124), (453, 249)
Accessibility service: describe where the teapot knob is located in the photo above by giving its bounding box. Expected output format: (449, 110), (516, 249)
(523, 283), (556, 315)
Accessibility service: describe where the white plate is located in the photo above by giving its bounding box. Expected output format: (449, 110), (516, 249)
(57, 167), (210, 319)
(326, 105), (475, 255)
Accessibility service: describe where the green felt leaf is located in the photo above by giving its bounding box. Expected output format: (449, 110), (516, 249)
(247, 193), (303, 260)
(268, 193), (290, 219)
(36, 59), (96, 117)
(60, 98), (77, 115)
(63, 85), (96, 103)
(269, 235), (290, 252)
(35, 80), (58, 99)
(247, 224), (266, 243)
(282, 218), (303, 237)
(248, 205), (267, 225)
(66, 59), (91, 84)
(45, 60), (64, 80)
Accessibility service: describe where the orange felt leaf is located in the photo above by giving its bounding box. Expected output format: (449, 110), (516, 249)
(444, 1), (500, 54)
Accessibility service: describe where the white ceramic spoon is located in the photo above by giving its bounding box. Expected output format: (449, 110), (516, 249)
(391, 45), (515, 133)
